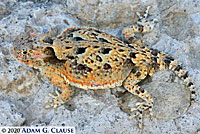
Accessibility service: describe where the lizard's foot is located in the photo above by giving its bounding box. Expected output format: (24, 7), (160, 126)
(129, 102), (153, 129)
(45, 90), (65, 109)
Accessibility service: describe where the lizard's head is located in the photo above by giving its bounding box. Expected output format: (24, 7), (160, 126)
(10, 44), (52, 68)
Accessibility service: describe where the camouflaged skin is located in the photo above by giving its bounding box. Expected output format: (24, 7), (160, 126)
(11, 7), (196, 129)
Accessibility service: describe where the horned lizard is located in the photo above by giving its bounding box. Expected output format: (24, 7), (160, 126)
(11, 6), (196, 129)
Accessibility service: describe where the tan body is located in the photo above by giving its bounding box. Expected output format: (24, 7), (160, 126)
(11, 7), (196, 129)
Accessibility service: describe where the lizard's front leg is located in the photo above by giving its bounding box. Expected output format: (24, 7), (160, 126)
(41, 67), (74, 109)
(122, 6), (158, 44)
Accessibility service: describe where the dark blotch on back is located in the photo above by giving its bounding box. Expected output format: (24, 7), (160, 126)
(75, 47), (87, 54)
(93, 29), (102, 33)
(72, 37), (85, 41)
(118, 49), (125, 52)
(96, 55), (103, 62)
(67, 28), (81, 33)
(65, 41), (70, 43)
(130, 52), (137, 58)
(67, 56), (75, 60)
(65, 46), (72, 49)
(136, 72), (141, 77)
(127, 44), (136, 49)
(76, 63), (93, 73)
(93, 46), (100, 48)
(98, 38), (111, 43)
(118, 44), (125, 47)
(78, 64), (85, 70)
(113, 38), (123, 43)
(91, 33), (98, 36)
(100, 48), (112, 54)
(103, 63), (112, 70)
(85, 67), (93, 72)
(67, 34), (73, 37)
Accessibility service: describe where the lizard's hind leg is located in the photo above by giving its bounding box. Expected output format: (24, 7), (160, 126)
(123, 66), (153, 129)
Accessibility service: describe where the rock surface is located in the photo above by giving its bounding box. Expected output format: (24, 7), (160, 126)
(0, 100), (25, 126)
(0, 0), (199, 134)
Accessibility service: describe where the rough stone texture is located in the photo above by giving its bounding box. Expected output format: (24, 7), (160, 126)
(64, 0), (161, 30)
(0, 100), (25, 126)
(0, 0), (200, 134)
(0, 2), (10, 20)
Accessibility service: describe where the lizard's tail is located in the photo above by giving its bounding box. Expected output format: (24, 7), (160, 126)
(152, 49), (197, 104)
